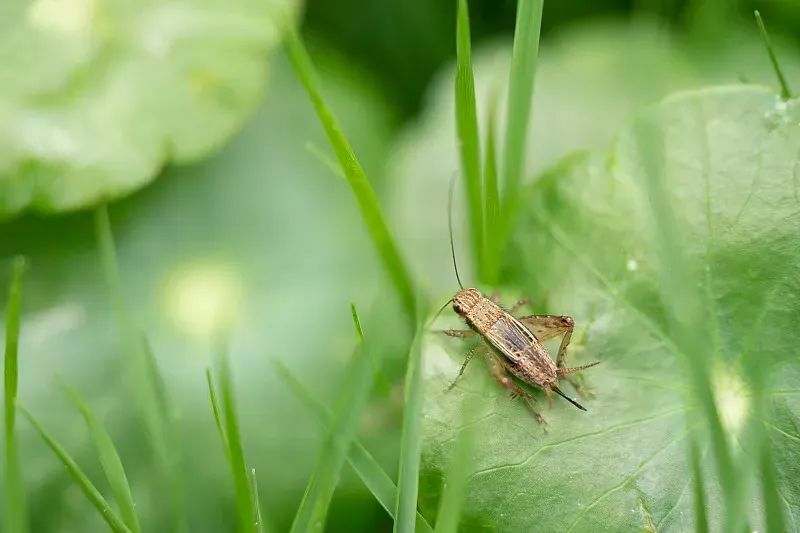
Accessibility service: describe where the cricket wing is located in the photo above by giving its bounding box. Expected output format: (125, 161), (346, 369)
(484, 314), (538, 364)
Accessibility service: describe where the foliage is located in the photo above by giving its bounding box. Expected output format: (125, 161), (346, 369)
(0, 0), (298, 218)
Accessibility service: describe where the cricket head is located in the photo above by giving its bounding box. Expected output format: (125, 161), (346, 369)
(452, 288), (482, 317)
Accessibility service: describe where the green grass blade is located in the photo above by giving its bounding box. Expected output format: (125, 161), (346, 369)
(271, 359), (434, 533)
(754, 10), (792, 99)
(760, 440), (786, 533)
(633, 119), (736, 529)
(206, 368), (229, 454)
(482, 93), (501, 283)
(289, 305), (376, 533)
(688, 434), (708, 533)
(94, 206), (186, 532)
(499, 0), (543, 232)
(433, 394), (476, 533)
(3, 256), (28, 533)
(454, 0), (484, 279)
(216, 346), (256, 533)
(283, 28), (418, 323)
(19, 406), (131, 533)
(393, 327), (425, 533)
(251, 468), (266, 533)
(59, 381), (141, 533)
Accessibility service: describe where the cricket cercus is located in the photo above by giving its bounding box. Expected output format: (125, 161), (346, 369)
(438, 183), (599, 427)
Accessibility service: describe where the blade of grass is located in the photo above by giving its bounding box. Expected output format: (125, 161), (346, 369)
(3, 256), (28, 533)
(289, 305), (376, 533)
(482, 91), (501, 283)
(499, 0), (543, 237)
(206, 368), (229, 454)
(216, 344), (256, 533)
(433, 394), (476, 533)
(59, 381), (141, 533)
(94, 206), (186, 532)
(760, 438), (786, 533)
(688, 433), (709, 533)
(634, 118), (737, 530)
(754, 10), (792, 100)
(19, 406), (131, 533)
(271, 359), (433, 533)
(393, 327), (425, 533)
(251, 468), (266, 533)
(454, 0), (484, 280)
(283, 28), (418, 323)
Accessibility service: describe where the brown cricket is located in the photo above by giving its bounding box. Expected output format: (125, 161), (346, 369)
(439, 180), (599, 425)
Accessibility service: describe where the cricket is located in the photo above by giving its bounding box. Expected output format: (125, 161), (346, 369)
(437, 178), (599, 426)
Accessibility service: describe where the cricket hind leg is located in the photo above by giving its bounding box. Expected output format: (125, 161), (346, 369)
(486, 353), (547, 430)
(518, 314), (598, 398)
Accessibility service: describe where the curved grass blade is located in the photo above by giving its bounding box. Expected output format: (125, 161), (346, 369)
(251, 468), (266, 533)
(206, 368), (229, 454)
(754, 11), (792, 100)
(482, 93), (501, 282)
(454, 0), (484, 279)
(434, 394), (476, 533)
(283, 28), (418, 324)
(94, 206), (186, 532)
(760, 440), (786, 533)
(499, 0), (543, 234)
(271, 359), (433, 533)
(633, 118), (737, 530)
(59, 381), (141, 533)
(216, 345), (256, 533)
(19, 406), (131, 533)
(3, 256), (28, 533)
(394, 327), (425, 533)
(289, 305), (376, 533)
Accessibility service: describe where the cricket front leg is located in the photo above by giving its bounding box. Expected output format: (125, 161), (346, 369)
(445, 341), (485, 391)
(486, 354), (547, 430)
(439, 328), (476, 339)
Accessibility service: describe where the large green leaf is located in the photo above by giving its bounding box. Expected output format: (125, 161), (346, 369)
(0, 0), (298, 218)
(420, 86), (800, 530)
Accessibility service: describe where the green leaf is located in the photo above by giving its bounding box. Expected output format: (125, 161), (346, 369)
(433, 393), (476, 533)
(206, 368), (229, 454)
(272, 359), (435, 533)
(216, 345), (257, 533)
(454, 0), (484, 280)
(3, 256), (28, 533)
(754, 10), (792, 100)
(394, 327), (425, 533)
(497, 0), (542, 244)
(290, 305), (375, 533)
(251, 468), (267, 533)
(0, 0), (300, 218)
(95, 205), (186, 531)
(421, 86), (800, 530)
(59, 381), (141, 533)
(284, 27), (419, 324)
(19, 406), (132, 533)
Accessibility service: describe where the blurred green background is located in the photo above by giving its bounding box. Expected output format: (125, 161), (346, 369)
(1, 0), (799, 532)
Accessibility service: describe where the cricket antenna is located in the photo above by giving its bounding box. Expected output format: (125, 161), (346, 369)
(552, 386), (587, 411)
(448, 172), (464, 290)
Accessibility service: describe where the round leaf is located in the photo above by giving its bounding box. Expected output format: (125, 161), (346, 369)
(0, 0), (298, 217)
(421, 86), (800, 531)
